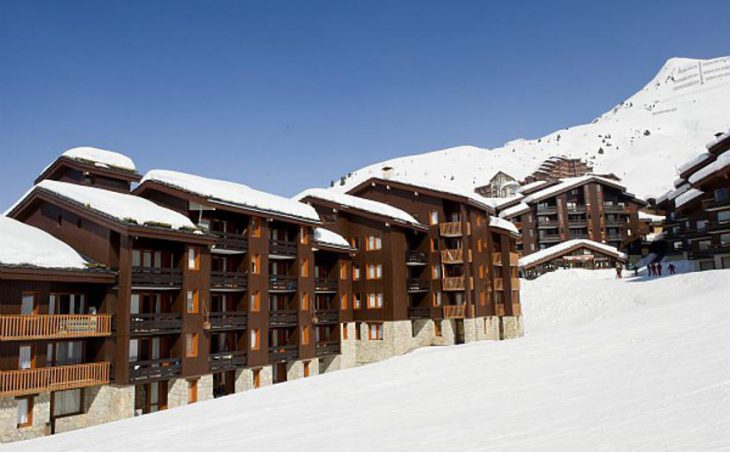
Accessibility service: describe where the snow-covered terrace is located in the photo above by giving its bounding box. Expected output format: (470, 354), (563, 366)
(141, 170), (320, 223)
(313, 227), (353, 251)
(519, 239), (626, 269)
(0, 216), (90, 270)
(498, 202), (530, 219)
(687, 151), (730, 185)
(489, 216), (520, 235)
(674, 188), (704, 210)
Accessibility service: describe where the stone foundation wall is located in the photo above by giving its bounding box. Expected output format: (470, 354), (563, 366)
(286, 359), (319, 381)
(501, 316), (525, 339)
(54, 385), (134, 434)
(235, 366), (274, 392)
(477, 316), (501, 341)
(355, 320), (413, 365)
(0, 392), (50, 443)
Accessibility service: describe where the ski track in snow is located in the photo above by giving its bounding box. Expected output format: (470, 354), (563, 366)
(10, 269), (730, 451)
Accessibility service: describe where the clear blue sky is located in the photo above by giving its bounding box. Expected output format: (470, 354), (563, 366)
(1, 0), (728, 210)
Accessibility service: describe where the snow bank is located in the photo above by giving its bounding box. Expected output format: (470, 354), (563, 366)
(519, 239), (626, 268)
(62, 146), (136, 172)
(0, 216), (89, 269)
(143, 170), (320, 223)
(29, 180), (197, 231)
(489, 216), (519, 235)
(295, 188), (422, 226)
(12, 269), (730, 451)
(313, 227), (351, 249)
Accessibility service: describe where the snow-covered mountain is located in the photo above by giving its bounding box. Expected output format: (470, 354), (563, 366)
(332, 56), (730, 200)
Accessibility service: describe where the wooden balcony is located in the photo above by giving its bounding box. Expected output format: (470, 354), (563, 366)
(407, 279), (430, 293)
(439, 222), (462, 237)
(129, 358), (181, 383)
(568, 221), (588, 228)
(511, 277), (521, 290)
(209, 350), (247, 372)
(492, 252), (519, 266)
(314, 278), (339, 293)
(208, 311), (247, 330)
(441, 248), (464, 264)
(408, 306), (431, 319)
(211, 271), (248, 291)
(442, 276), (465, 291)
(314, 309), (339, 324)
(269, 310), (298, 328)
(211, 231), (248, 254)
(512, 303), (522, 316)
(495, 304), (506, 316)
(315, 341), (340, 357)
(537, 220), (560, 229)
(269, 344), (298, 363)
(603, 204), (627, 213)
(129, 313), (182, 336)
(702, 197), (730, 211)
(0, 314), (112, 341)
(269, 239), (297, 258)
(405, 250), (429, 266)
(131, 266), (183, 288)
(269, 275), (298, 292)
(538, 234), (561, 243)
(443, 305), (466, 319)
(566, 206), (587, 214)
(494, 278), (504, 291)
(536, 206), (558, 215)
(0, 362), (110, 397)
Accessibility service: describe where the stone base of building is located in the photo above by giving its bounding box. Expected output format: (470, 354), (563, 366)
(54, 385), (134, 434)
(167, 374), (214, 408)
(0, 392), (50, 443)
(235, 365), (274, 392)
(500, 316), (525, 339)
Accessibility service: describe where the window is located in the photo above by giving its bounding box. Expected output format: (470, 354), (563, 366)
(367, 293), (383, 309)
(341, 323), (349, 340)
(368, 323), (384, 340)
(186, 333), (199, 358)
(352, 265), (361, 280)
(303, 360), (311, 377)
(477, 238), (483, 252)
(301, 325), (310, 345)
(251, 218), (262, 238)
(698, 240), (712, 251)
(250, 291), (261, 312)
(250, 329), (261, 350)
(188, 247), (200, 271)
(433, 292), (442, 307)
(300, 227), (308, 244)
(16, 397), (32, 428)
(188, 379), (198, 404)
(434, 320), (442, 337)
(19, 345), (32, 369)
(353, 294), (362, 310)
(253, 369), (261, 388)
(721, 233), (730, 247)
(340, 262), (348, 280)
(366, 235), (382, 251)
(301, 293), (309, 311)
(429, 211), (439, 225)
(21, 292), (37, 316)
(186, 290), (199, 313)
(432, 264), (441, 279)
(366, 264), (383, 280)
(251, 255), (261, 274)
(479, 264), (485, 279)
(718, 210), (730, 222)
(714, 187), (729, 202)
(301, 258), (309, 277)
(52, 389), (82, 417)
(431, 238), (439, 251)
(340, 293), (348, 310)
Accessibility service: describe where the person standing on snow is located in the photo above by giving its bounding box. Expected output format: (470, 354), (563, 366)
(615, 262), (622, 279)
(657, 262), (663, 276)
(668, 263), (676, 275)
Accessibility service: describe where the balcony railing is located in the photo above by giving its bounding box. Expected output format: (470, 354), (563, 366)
(269, 239), (297, 258)
(512, 303), (522, 316)
(442, 276), (465, 291)
(129, 313), (182, 335)
(536, 206), (558, 215)
(568, 221), (587, 228)
(129, 358), (181, 383)
(492, 252), (519, 266)
(315, 341), (340, 357)
(314, 278), (339, 292)
(495, 304), (506, 316)
(439, 222), (462, 237)
(211, 231), (248, 254)
(0, 362), (110, 397)
(211, 271), (248, 291)
(408, 306), (431, 319)
(269, 310), (298, 327)
(443, 305), (466, 319)
(603, 204), (627, 213)
(440, 248), (464, 264)
(405, 250), (429, 265)
(269, 344), (298, 362)
(494, 278), (520, 291)
(407, 279), (431, 293)
(131, 266), (183, 287)
(208, 311), (247, 330)
(538, 234), (561, 243)
(566, 206), (587, 214)
(209, 350), (247, 372)
(511, 277), (521, 290)
(537, 220), (560, 229)
(702, 197), (730, 211)
(314, 309), (339, 324)
(0, 314), (112, 341)
(269, 275), (298, 292)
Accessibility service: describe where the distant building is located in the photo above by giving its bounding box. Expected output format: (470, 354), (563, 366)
(518, 239), (627, 280)
(523, 156), (594, 184)
(474, 171), (519, 198)
(655, 131), (730, 271)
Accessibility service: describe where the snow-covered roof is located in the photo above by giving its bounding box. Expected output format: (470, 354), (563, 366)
(356, 176), (497, 209)
(313, 228), (352, 250)
(522, 176), (626, 204)
(0, 216), (90, 269)
(61, 146), (136, 172)
(677, 151), (712, 175)
(142, 170), (320, 223)
(519, 239), (627, 268)
(674, 188), (704, 209)
(666, 183), (691, 201)
(687, 151), (730, 185)
(516, 180), (550, 194)
(10, 180), (198, 232)
(638, 211), (665, 223)
(489, 216), (520, 235)
(296, 188), (423, 227)
(499, 202), (531, 219)
(705, 130), (730, 150)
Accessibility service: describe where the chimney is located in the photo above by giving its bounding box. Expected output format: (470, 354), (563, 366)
(382, 166), (395, 180)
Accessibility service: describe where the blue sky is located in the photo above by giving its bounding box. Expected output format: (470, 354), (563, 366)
(1, 0), (728, 210)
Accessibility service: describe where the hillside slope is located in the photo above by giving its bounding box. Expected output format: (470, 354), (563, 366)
(331, 56), (730, 199)
(12, 269), (730, 451)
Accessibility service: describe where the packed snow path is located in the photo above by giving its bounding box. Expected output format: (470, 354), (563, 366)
(12, 269), (730, 451)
